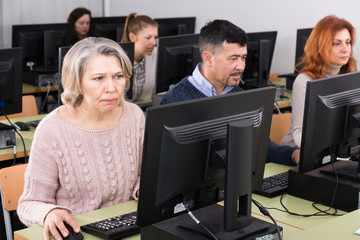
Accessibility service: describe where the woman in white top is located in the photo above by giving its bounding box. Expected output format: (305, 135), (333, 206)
(281, 15), (357, 148)
(121, 13), (158, 102)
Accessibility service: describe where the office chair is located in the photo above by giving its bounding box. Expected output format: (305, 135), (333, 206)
(270, 113), (291, 144)
(0, 164), (27, 240)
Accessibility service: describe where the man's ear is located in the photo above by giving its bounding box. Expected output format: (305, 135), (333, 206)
(129, 32), (137, 42)
(202, 51), (213, 67)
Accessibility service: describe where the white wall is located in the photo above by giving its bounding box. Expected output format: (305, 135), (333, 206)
(105, 0), (360, 74)
(0, 0), (103, 49)
(1, 0), (360, 74)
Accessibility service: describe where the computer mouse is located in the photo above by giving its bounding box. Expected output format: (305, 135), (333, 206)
(59, 223), (84, 240)
(13, 121), (30, 131)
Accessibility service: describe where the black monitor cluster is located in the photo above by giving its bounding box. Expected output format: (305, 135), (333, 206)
(154, 17), (195, 37)
(241, 31), (277, 89)
(89, 16), (127, 42)
(154, 30), (278, 95)
(12, 23), (71, 73)
(88, 16), (196, 42)
(11, 23), (72, 87)
(155, 33), (200, 94)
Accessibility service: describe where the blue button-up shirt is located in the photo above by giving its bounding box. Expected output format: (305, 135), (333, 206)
(188, 63), (234, 97)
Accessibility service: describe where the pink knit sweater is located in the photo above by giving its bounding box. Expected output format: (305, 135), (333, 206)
(17, 101), (145, 227)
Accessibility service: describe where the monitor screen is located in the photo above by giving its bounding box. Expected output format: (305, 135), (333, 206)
(241, 31), (277, 89)
(155, 33), (200, 94)
(154, 17), (195, 37)
(89, 16), (127, 42)
(137, 87), (275, 235)
(299, 71), (360, 180)
(12, 23), (71, 73)
(0, 48), (22, 115)
(294, 28), (313, 72)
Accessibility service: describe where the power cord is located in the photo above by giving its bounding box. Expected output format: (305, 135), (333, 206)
(40, 81), (51, 113)
(0, 107), (28, 164)
(252, 199), (282, 240)
(183, 203), (219, 240)
(279, 192), (342, 217)
(256, 190), (343, 218)
(273, 102), (281, 114)
(259, 146), (343, 218)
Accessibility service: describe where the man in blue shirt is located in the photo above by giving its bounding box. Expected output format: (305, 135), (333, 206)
(160, 19), (299, 165)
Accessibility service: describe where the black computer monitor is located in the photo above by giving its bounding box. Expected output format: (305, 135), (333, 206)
(154, 17), (195, 37)
(241, 31), (277, 89)
(89, 16), (127, 42)
(298, 71), (360, 178)
(118, 42), (135, 99)
(288, 71), (360, 211)
(0, 48), (22, 116)
(137, 87), (276, 238)
(279, 28), (313, 90)
(155, 33), (200, 94)
(57, 45), (72, 106)
(294, 28), (313, 72)
(12, 23), (71, 73)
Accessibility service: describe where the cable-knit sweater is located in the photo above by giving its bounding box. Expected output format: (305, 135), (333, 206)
(280, 65), (342, 148)
(17, 101), (145, 227)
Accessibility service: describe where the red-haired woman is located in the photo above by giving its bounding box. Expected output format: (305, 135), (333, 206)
(121, 13), (158, 102)
(281, 15), (357, 148)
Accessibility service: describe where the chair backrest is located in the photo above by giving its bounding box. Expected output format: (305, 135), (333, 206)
(0, 164), (27, 211)
(0, 164), (28, 240)
(0, 95), (38, 120)
(270, 113), (291, 144)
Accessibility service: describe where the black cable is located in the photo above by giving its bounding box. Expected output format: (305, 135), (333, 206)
(183, 203), (219, 240)
(252, 199), (282, 240)
(278, 192), (343, 217)
(269, 146), (343, 217)
(252, 193), (342, 218)
(40, 82), (51, 113)
(309, 161), (339, 215)
(0, 108), (28, 164)
(15, 129), (28, 163)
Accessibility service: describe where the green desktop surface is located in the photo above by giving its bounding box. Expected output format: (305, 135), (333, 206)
(15, 163), (350, 240)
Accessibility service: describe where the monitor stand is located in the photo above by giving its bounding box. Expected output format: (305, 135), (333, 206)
(141, 203), (281, 240)
(288, 161), (360, 212)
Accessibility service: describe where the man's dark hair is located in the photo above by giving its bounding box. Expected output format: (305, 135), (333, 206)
(198, 19), (248, 54)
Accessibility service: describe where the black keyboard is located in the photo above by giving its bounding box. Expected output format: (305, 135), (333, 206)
(254, 171), (288, 197)
(80, 211), (140, 239)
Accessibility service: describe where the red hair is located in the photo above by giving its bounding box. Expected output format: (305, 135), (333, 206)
(297, 15), (357, 79)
